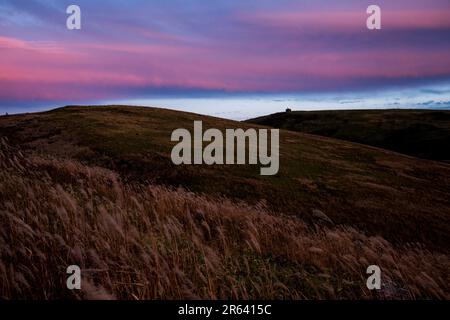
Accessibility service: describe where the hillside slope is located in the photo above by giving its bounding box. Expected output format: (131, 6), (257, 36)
(1, 106), (450, 253)
(246, 109), (450, 162)
(1, 139), (448, 299)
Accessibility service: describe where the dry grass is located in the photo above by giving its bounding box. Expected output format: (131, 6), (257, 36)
(2, 105), (450, 252)
(0, 138), (448, 300)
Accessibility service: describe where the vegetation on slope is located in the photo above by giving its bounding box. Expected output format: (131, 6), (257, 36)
(1, 106), (450, 253)
(1, 138), (448, 299)
(246, 109), (450, 162)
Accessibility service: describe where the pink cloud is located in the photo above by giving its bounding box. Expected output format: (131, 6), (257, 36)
(1, 27), (450, 102)
(240, 9), (450, 30)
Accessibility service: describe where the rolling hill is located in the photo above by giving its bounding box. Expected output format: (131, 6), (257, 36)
(246, 109), (450, 162)
(1, 105), (449, 299)
(1, 105), (449, 250)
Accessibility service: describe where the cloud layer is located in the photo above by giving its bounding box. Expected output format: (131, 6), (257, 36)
(1, 0), (450, 105)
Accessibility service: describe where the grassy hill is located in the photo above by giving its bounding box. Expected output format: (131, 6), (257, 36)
(246, 109), (450, 162)
(1, 105), (449, 299)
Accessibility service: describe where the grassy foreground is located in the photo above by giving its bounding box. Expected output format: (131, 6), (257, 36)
(1, 106), (450, 253)
(1, 138), (448, 299)
(1, 105), (449, 299)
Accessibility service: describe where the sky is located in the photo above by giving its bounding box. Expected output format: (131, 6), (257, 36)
(1, 0), (450, 119)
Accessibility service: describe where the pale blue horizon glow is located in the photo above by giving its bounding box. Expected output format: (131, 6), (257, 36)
(1, 82), (450, 120)
(111, 83), (450, 120)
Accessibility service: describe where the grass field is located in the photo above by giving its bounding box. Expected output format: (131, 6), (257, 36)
(0, 105), (449, 299)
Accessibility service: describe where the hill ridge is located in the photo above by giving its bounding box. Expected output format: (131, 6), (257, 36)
(1, 105), (450, 252)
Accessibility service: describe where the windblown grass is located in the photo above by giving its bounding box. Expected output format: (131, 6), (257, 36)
(2, 105), (450, 252)
(0, 138), (448, 299)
